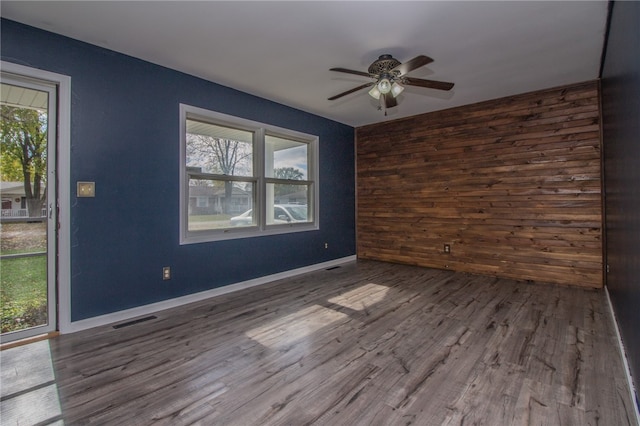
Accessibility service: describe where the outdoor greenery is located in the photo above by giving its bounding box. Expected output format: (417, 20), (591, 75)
(1, 104), (48, 217)
(0, 222), (48, 334)
(189, 214), (232, 222)
(274, 167), (305, 198)
(1, 96), (50, 334)
(0, 255), (47, 333)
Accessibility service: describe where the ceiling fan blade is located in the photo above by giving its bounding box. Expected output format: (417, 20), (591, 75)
(328, 82), (375, 101)
(382, 93), (398, 109)
(403, 77), (455, 91)
(329, 67), (376, 78)
(392, 55), (434, 76)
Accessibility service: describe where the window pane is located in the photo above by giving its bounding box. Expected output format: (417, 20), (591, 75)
(266, 183), (310, 225)
(186, 119), (253, 176)
(180, 104), (318, 244)
(265, 135), (307, 180)
(188, 179), (254, 230)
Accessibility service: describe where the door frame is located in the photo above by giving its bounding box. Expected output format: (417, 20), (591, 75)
(1, 61), (71, 336)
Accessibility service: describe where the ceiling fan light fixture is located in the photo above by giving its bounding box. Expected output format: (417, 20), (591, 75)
(391, 82), (405, 98)
(368, 85), (381, 100)
(328, 53), (454, 112)
(377, 78), (392, 94)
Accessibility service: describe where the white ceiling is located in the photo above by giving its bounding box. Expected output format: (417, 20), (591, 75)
(1, 1), (608, 127)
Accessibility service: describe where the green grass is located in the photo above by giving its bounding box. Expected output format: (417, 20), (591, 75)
(0, 255), (47, 333)
(1, 248), (47, 256)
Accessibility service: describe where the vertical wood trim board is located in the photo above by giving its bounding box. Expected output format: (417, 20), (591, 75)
(356, 81), (603, 288)
(597, 79), (608, 289)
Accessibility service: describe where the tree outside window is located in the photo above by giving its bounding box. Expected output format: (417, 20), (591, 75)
(0, 105), (47, 218)
(180, 104), (318, 243)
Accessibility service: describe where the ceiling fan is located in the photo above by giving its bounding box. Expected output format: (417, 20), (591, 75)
(328, 54), (454, 114)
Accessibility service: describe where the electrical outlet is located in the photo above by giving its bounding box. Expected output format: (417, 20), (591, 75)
(163, 266), (171, 280)
(324, 242), (328, 249)
(444, 244), (451, 254)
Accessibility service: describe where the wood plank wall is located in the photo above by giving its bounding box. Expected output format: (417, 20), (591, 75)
(356, 81), (603, 288)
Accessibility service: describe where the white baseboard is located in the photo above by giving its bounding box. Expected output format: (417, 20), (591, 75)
(604, 285), (640, 425)
(62, 255), (357, 334)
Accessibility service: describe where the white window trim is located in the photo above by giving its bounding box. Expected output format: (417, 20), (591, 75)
(179, 104), (319, 244)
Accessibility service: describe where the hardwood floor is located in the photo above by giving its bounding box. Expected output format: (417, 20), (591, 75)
(1, 260), (637, 425)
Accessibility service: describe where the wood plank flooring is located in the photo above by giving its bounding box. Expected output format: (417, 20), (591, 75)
(2, 260), (637, 425)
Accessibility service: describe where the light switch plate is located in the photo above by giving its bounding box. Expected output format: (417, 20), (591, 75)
(77, 181), (95, 197)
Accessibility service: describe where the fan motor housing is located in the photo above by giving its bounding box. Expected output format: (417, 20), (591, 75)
(368, 54), (402, 75)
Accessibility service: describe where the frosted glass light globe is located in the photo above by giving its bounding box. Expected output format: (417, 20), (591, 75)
(377, 78), (392, 94)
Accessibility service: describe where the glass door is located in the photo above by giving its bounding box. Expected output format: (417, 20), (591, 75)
(0, 75), (57, 343)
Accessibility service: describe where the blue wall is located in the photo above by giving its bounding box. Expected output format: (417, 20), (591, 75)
(601, 1), (640, 401)
(1, 19), (356, 321)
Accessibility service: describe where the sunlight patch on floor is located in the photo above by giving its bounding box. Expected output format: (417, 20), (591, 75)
(246, 305), (347, 348)
(328, 283), (390, 311)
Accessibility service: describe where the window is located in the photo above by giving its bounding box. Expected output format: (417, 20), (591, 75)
(180, 104), (318, 243)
